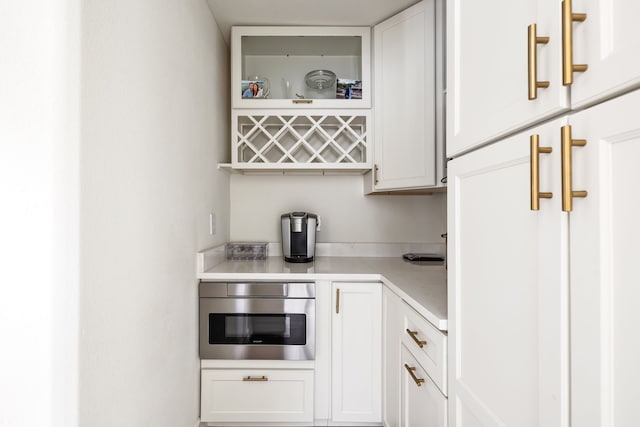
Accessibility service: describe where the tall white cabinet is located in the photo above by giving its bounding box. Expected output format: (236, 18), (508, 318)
(448, 118), (570, 427)
(447, 0), (640, 425)
(449, 88), (640, 427)
(568, 91), (640, 427)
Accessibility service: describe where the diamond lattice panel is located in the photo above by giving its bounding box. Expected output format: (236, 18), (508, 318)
(233, 110), (370, 168)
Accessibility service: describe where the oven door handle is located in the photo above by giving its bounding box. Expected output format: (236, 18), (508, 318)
(227, 283), (288, 297)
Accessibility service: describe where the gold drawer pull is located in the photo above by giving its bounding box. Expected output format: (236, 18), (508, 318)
(404, 364), (425, 387)
(406, 328), (427, 348)
(562, 0), (588, 85)
(243, 375), (268, 382)
(528, 23), (550, 100)
(530, 134), (553, 210)
(292, 99), (313, 104)
(560, 125), (587, 212)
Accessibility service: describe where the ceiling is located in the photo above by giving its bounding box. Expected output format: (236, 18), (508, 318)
(206, 0), (420, 43)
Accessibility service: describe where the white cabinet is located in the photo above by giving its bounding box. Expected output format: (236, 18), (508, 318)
(331, 282), (382, 423)
(228, 26), (373, 171)
(383, 287), (447, 427)
(568, 89), (640, 427)
(570, 0), (640, 108)
(448, 88), (640, 427)
(448, 0), (640, 424)
(382, 287), (403, 427)
(447, 118), (569, 427)
(200, 368), (314, 424)
(371, 0), (443, 190)
(231, 26), (371, 109)
(446, 0), (569, 157)
(400, 345), (447, 427)
(401, 302), (447, 395)
(447, 0), (640, 157)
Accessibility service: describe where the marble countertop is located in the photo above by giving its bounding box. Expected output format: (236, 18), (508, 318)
(198, 255), (447, 331)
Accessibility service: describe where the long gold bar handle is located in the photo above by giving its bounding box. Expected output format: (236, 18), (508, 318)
(562, 0), (588, 85)
(404, 364), (426, 387)
(406, 328), (427, 348)
(336, 288), (340, 314)
(292, 99), (313, 104)
(243, 376), (268, 382)
(530, 134), (553, 210)
(374, 164), (380, 185)
(561, 125), (587, 212)
(528, 24), (550, 100)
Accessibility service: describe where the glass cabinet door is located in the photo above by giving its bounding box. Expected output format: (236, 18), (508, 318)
(231, 26), (371, 109)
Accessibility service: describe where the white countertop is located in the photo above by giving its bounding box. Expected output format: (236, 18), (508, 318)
(198, 255), (447, 331)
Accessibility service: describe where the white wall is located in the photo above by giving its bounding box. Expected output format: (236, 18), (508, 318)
(0, 1), (80, 426)
(80, 1), (229, 426)
(230, 174), (446, 243)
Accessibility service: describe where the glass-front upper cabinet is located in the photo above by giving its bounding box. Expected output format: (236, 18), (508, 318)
(231, 26), (371, 109)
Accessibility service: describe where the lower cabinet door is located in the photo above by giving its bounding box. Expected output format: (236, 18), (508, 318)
(401, 345), (446, 427)
(447, 118), (569, 427)
(200, 369), (314, 423)
(331, 282), (382, 423)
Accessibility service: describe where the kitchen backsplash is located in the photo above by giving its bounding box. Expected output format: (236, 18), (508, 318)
(229, 174), (446, 243)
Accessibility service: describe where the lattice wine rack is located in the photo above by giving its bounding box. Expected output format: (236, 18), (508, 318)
(231, 110), (371, 170)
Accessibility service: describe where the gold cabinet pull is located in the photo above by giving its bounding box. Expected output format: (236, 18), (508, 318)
(530, 134), (553, 210)
(406, 328), (427, 348)
(336, 288), (340, 314)
(292, 99), (313, 104)
(404, 364), (425, 387)
(243, 375), (268, 382)
(374, 164), (380, 185)
(562, 0), (588, 85)
(561, 125), (587, 212)
(528, 24), (550, 100)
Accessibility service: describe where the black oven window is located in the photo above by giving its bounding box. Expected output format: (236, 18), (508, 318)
(209, 313), (306, 345)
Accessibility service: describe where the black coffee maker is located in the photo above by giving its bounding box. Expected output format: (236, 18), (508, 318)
(281, 212), (318, 263)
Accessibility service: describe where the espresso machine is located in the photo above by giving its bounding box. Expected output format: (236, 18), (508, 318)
(281, 212), (318, 263)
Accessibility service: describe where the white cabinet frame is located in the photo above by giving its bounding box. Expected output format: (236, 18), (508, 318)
(231, 26), (371, 110)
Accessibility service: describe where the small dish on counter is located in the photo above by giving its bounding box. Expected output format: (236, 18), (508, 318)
(402, 253), (444, 263)
(225, 242), (268, 260)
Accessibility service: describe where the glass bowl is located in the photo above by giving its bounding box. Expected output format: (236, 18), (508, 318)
(305, 69), (337, 90)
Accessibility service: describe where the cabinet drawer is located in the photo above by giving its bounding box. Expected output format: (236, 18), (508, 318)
(401, 303), (447, 395)
(200, 369), (314, 423)
(401, 345), (447, 427)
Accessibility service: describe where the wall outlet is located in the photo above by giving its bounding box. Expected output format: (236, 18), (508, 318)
(209, 212), (216, 235)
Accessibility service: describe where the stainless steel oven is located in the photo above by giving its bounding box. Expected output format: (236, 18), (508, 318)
(199, 282), (315, 360)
